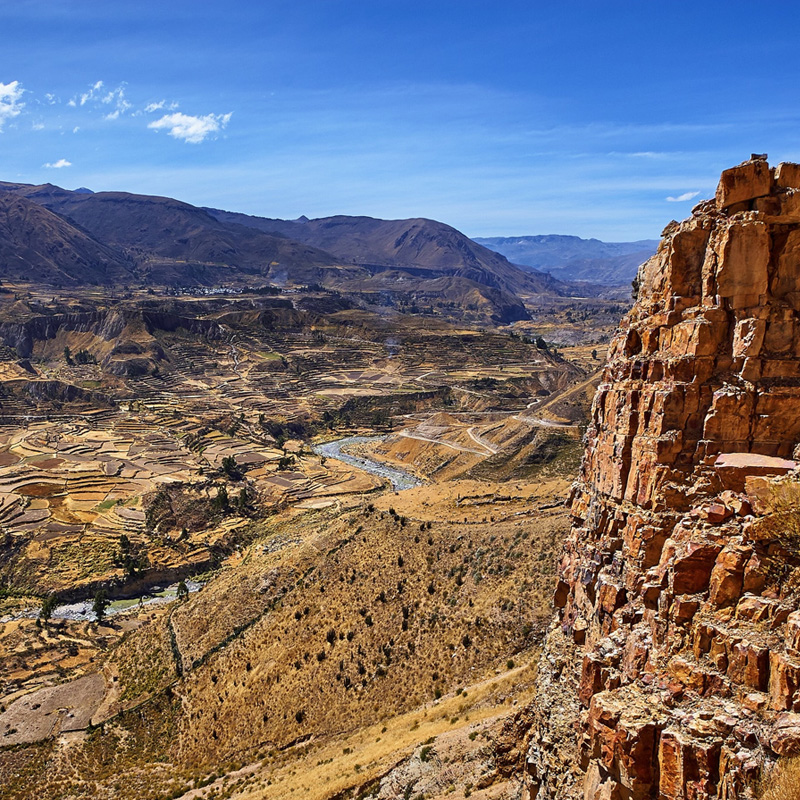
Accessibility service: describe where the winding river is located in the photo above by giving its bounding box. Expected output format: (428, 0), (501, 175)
(313, 435), (422, 491)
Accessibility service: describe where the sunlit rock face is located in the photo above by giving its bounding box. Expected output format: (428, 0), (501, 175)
(525, 157), (800, 800)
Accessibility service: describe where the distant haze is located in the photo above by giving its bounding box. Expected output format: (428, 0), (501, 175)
(473, 235), (659, 286)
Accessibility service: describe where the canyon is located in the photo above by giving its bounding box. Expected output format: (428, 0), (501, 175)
(5, 158), (800, 800)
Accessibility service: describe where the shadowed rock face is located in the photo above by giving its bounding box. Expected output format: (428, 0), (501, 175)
(525, 158), (800, 800)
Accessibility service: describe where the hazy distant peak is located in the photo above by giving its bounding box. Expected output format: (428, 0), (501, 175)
(474, 233), (659, 286)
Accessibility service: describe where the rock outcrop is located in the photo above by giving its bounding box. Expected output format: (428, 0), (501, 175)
(526, 157), (800, 800)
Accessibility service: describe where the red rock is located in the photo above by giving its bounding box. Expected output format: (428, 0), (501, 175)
(787, 611), (800, 656)
(769, 651), (800, 711)
(732, 318), (766, 359)
(715, 158), (772, 209)
(726, 640), (769, 691)
(580, 653), (606, 707)
(715, 452), (798, 492)
(526, 159), (800, 800)
(769, 713), (800, 756)
(669, 541), (723, 594)
(708, 547), (749, 608)
(703, 503), (734, 523)
(671, 596), (700, 625)
(774, 161), (800, 189)
(553, 578), (570, 609)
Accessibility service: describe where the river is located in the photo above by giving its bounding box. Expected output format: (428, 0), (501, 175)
(0, 580), (204, 624)
(313, 435), (422, 491)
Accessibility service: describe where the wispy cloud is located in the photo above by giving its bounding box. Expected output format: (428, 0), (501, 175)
(69, 80), (131, 119)
(79, 80), (104, 106)
(43, 158), (72, 168)
(0, 80), (24, 131)
(143, 99), (179, 114)
(666, 190), (701, 202)
(101, 86), (131, 119)
(148, 111), (232, 143)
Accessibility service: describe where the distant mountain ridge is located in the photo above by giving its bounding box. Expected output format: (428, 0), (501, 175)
(473, 234), (658, 285)
(204, 208), (562, 297)
(0, 181), (566, 322)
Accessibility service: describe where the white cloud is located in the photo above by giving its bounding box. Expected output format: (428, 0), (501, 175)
(666, 190), (701, 202)
(45, 93), (57, 105)
(32, 122), (45, 131)
(72, 81), (131, 120)
(145, 100), (175, 113)
(0, 80), (25, 131)
(43, 158), (72, 169)
(148, 111), (232, 143)
(72, 126), (80, 133)
(80, 80), (104, 106)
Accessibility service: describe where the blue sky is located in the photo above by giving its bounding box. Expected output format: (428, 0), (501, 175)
(2, 1), (800, 240)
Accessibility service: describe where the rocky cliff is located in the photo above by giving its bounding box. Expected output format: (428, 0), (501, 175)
(526, 157), (800, 800)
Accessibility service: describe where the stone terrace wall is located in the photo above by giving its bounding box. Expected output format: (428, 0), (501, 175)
(525, 157), (800, 800)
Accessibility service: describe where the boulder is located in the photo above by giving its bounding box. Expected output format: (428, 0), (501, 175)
(715, 159), (772, 209)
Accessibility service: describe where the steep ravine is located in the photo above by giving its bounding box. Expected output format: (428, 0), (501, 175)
(523, 157), (800, 800)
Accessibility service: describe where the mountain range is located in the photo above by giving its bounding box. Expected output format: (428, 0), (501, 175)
(0, 180), (647, 323)
(0, 181), (576, 322)
(473, 234), (658, 285)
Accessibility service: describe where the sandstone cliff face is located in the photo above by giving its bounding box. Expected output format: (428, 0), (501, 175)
(527, 157), (800, 800)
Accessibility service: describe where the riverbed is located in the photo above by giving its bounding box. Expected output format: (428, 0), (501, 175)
(0, 579), (204, 624)
(313, 435), (422, 491)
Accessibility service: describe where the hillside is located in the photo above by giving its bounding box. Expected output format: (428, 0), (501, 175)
(205, 208), (562, 297)
(0, 181), (575, 322)
(0, 182), (350, 288)
(0, 192), (134, 286)
(473, 233), (658, 285)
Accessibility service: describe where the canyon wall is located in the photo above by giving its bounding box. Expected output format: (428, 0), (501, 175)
(526, 157), (800, 800)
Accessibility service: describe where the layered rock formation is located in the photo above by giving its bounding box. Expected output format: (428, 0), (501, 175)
(526, 157), (800, 799)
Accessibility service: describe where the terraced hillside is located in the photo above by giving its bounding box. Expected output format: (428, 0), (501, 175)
(0, 283), (619, 800)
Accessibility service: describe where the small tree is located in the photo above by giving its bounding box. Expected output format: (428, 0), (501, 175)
(213, 485), (229, 512)
(39, 593), (58, 623)
(221, 455), (241, 479)
(93, 590), (110, 623)
(176, 580), (189, 602)
(63, 346), (73, 366)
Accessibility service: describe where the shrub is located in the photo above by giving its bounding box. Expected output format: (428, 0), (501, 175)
(761, 757), (800, 800)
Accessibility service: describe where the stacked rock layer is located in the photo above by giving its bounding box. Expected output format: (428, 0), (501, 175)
(526, 157), (800, 800)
